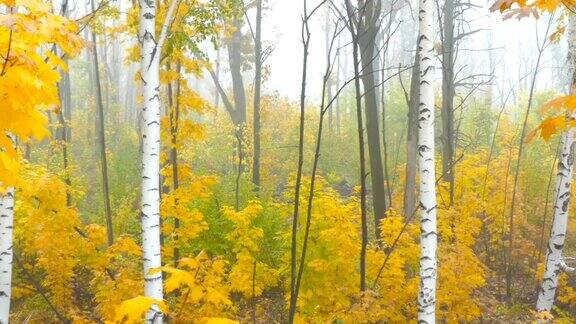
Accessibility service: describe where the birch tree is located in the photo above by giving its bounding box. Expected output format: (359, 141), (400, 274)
(416, 0), (437, 320)
(138, 0), (179, 320)
(536, 13), (576, 314)
(0, 189), (14, 323)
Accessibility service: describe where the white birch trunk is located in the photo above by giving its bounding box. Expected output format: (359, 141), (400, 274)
(138, 0), (163, 320)
(536, 14), (576, 313)
(416, 0), (437, 320)
(537, 128), (575, 312)
(0, 189), (14, 324)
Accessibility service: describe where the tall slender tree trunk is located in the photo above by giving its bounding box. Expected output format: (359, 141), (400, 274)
(404, 51), (419, 218)
(101, 34), (111, 119)
(536, 14), (576, 313)
(252, 0), (263, 188)
(416, 0), (437, 320)
(90, 1), (114, 245)
(138, 0), (165, 318)
(0, 188), (14, 323)
(227, 18), (247, 126)
(85, 37), (94, 112)
(292, 14), (340, 311)
(168, 63), (181, 267)
(235, 131), (243, 211)
(61, 59), (72, 142)
(441, 0), (456, 205)
(325, 7), (334, 133)
(357, 0), (386, 241)
(536, 124), (575, 312)
(214, 47), (221, 110)
(58, 0), (72, 142)
(56, 106), (72, 206)
(56, 1), (72, 203)
(288, 2), (314, 321)
(335, 36), (342, 135)
(57, 55), (73, 206)
(380, 26), (392, 207)
(221, 17), (247, 207)
(350, 14), (368, 291)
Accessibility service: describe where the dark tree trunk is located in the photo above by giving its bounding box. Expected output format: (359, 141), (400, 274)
(214, 47), (221, 110)
(325, 8), (334, 133)
(345, 0), (372, 292)
(168, 63), (182, 267)
(404, 51), (419, 218)
(252, 0), (263, 188)
(56, 1), (72, 206)
(288, 2), (312, 320)
(227, 18), (247, 126)
(62, 58), (72, 142)
(210, 16), (248, 209)
(335, 36), (342, 135)
(356, 0), (386, 240)
(90, 3), (114, 246)
(351, 18), (368, 292)
(57, 78), (72, 206)
(441, 0), (456, 205)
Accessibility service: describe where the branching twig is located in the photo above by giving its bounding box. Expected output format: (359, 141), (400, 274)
(371, 154), (465, 289)
(13, 253), (69, 323)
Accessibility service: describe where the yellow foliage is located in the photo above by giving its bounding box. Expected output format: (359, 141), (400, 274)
(11, 163), (148, 321)
(542, 95), (576, 114)
(557, 273), (576, 307)
(15, 165), (83, 312)
(89, 235), (143, 321)
(0, 0), (82, 188)
(112, 296), (168, 324)
(490, 0), (573, 18)
(204, 318), (239, 324)
(162, 251), (234, 322)
(159, 172), (214, 262)
(536, 310), (555, 321)
(359, 213), (420, 322)
(282, 177), (361, 322)
(223, 201), (279, 297)
(528, 95), (576, 141)
(528, 116), (576, 142)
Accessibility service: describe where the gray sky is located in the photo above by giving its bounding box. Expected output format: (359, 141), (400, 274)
(255, 0), (566, 105)
(190, 0), (568, 112)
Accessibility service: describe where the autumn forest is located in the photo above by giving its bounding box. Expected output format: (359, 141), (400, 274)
(1, 0), (576, 322)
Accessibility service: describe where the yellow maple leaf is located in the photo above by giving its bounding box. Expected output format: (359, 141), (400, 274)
(535, 0), (561, 11)
(160, 266), (197, 293)
(527, 116), (571, 142)
(541, 95), (576, 114)
(112, 296), (168, 323)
